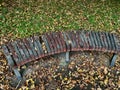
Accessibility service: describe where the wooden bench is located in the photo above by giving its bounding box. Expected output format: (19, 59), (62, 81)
(2, 30), (119, 80)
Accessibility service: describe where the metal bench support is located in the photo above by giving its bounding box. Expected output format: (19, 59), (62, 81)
(110, 53), (118, 66)
(55, 51), (70, 66)
(65, 51), (70, 63)
(13, 68), (22, 80)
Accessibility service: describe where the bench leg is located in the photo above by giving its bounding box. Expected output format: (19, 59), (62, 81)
(13, 68), (22, 80)
(55, 51), (70, 66)
(65, 51), (70, 63)
(110, 53), (118, 66)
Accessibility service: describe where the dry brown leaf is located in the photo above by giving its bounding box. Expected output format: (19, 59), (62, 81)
(103, 67), (108, 74)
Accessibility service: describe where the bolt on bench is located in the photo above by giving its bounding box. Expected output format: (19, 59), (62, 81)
(1, 30), (120, 80)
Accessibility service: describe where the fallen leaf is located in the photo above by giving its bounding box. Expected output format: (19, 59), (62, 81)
(104, 67), (108, 74)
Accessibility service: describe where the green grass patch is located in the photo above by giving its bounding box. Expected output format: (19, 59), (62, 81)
(0, 0), (120, 39)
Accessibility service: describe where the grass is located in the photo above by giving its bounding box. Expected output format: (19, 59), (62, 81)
(0, 0), (120, 39)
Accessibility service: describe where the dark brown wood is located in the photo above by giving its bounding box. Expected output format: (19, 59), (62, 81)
(2, 30), (120, 67)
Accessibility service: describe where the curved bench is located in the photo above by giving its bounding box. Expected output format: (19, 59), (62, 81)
(2, 30), (120, 80)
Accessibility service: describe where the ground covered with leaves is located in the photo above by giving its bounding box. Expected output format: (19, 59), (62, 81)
(0, 0), (120, 90)
(0, 0), (120, 39)
(0, 51), (120, 90)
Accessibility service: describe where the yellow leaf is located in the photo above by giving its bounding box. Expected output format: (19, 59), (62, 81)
(64, 77), (68, 81)
(104, 77), (108, 85)
(30, 84), (35, 89)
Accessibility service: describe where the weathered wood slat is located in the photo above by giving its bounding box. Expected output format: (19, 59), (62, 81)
(77, 30), (84, 50)
(26, 38), (38, 59)
(89, 31), (95, 50)
(34, 36), (44, 56)
(2, 30), (120, 68)
(2, 30), (120, 80)
(52, 32), (61, 54)
(108, 33), (115, 52)
(11, 42), (22, 65)
(95, 32), (102, 51)
(2, 45), (15, 66)
(98, 32), (105, 51)
(7, 43), (19, 65)
(41, 35), (51, 54)
(47, 33), (56, 54)
(23, 38), (35, 60)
